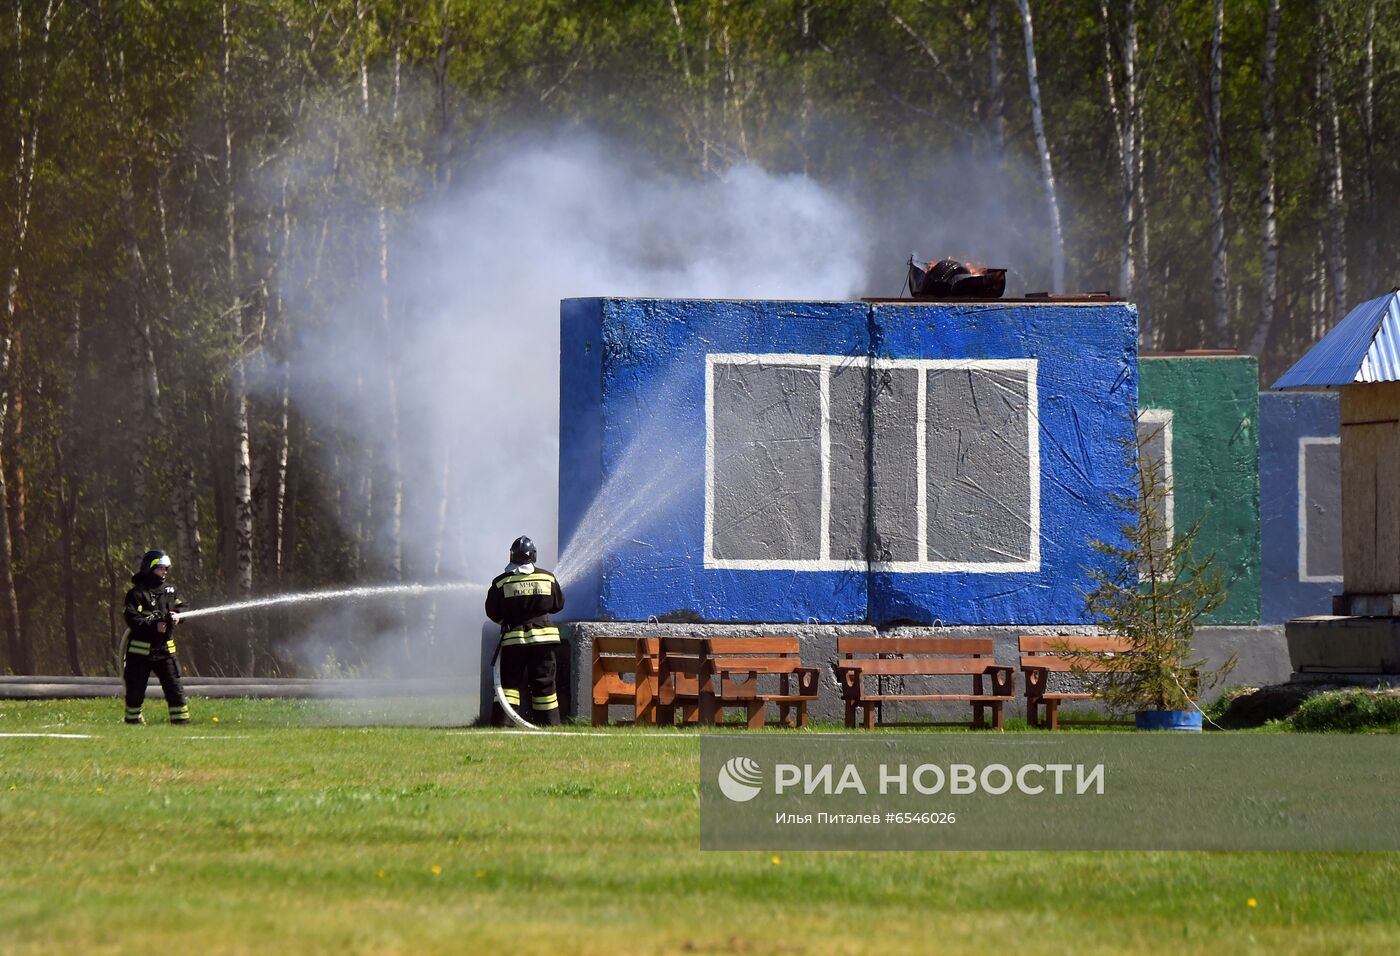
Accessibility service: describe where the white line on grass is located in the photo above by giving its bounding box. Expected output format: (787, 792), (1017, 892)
(0, 732), (96, 739)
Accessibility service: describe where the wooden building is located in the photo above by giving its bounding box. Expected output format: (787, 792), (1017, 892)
(1274, 290), (1400, 673)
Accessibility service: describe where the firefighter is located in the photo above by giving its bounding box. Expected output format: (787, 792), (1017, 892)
(121, 549), (190, 725)
(485, 535), (566, 726)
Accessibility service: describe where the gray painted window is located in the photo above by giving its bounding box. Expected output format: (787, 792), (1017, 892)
(1299, 437), (1342, 582)
(709, 361), (824, 562)
(706, 354), (1039, 572)
(925, 367), (1034, 565)
(1136, 410), (1175, 572)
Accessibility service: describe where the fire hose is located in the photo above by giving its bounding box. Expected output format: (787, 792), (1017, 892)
(490, 637), (539, 730)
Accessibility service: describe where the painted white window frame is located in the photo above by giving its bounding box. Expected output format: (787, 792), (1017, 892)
(704, 353), (1040, 573)
(1297, 435), (1343, 583)
(1136, 409), (1175, 582)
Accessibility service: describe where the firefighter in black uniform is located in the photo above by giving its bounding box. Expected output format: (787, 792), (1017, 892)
(485, 536), (566, 726)
(122, 549), (190, 725)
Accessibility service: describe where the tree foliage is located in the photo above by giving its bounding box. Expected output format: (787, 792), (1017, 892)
(0, 0), (1394, 674)
(1075, 420), (1235, 713)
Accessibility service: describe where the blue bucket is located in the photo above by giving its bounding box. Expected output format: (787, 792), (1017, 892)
(1135, 709), (1203, 732)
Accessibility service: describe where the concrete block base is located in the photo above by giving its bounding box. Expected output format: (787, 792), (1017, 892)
(1332, 593), (1400, 617)
(1286, 615), (1400, 674)
(560, 622), (1288, 724)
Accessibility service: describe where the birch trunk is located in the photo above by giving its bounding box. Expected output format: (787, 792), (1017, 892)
(102, 494), (118, 660)
(1248, 0), (1281, 359)
(434, 0), (453, 189)
(222, 1), (255, 652)
(1361, 0), (1376, 294)
(1320, 21), (1346, 322)
(1207, 0), (1229, 345)
(1137, 117), (1153, 345)
(379, 40), (404, 586)
(5, 338), (26, 563)
(424, 449), (452, 646)
(58, 308), (81, 674)
(989, 0), (1005, 165)
(153, 172), (204, 580)
(1016, 0), (1065, 292)
(0, 0), (58, 672)
(1100, 0), (1137, 299)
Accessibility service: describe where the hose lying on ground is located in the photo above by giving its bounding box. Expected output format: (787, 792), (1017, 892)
(490, 638), (539, 730)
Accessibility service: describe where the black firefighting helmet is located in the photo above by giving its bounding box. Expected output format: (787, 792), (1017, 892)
(509, 536), (537, 565)
(140, 549), (172, 573)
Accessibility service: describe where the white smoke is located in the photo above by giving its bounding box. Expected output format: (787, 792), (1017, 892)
(272, 128), (868, 694)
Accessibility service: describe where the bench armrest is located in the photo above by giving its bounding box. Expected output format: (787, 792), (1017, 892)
(831, 663), (863, 700)
(792, 666), (820, 696)
(984, 664), (1015, 695)
(1021, 664), (1049, 697)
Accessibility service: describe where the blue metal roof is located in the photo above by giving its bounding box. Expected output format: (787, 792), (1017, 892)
(1273, 290), (1400, 389)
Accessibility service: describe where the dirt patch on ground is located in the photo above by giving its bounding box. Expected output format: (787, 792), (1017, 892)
(1213, 681), (1398, 728)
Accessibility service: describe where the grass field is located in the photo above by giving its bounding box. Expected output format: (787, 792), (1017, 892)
(3, 698), (1398, 955)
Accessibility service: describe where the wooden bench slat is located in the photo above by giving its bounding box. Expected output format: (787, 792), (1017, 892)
(855, 694), (1016, 702)
(715, 658), (806, 672)
(660, 637), (708, 653)
(593, 636), (652, 654)
(593, 658), (650, 674)
(838, 658), (1001, 676)
(707, 638), (800, 653)
(1019, 657), (1127, 672)
(1018, 635), (1133, 652)
(837, 637), (995, 655)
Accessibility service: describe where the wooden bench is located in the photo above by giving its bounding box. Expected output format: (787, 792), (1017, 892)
(590, 637), (659, 726)
(656, 636), (820, 728)
(1019, 635), (1135, 730)
(833, 637), (1015, 729)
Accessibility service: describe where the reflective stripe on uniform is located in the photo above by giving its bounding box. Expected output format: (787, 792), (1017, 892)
(497, 572), (554, 585)
(166, 640), (177, 654)
(125, 707), (142, 717)
(501, 626), (560, 646)
(502, 688), (521, 705)
(502, 579), (554, 598)
(532, 693), (559, 710)
(127, 641), (151, 656)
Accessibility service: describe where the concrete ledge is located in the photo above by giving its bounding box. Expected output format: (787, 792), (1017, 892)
(1286, 615), (1400, 674)
(1332, 594), (1400, 617)
(561, 623), (1288, 724)
(0, 677), (470, 701)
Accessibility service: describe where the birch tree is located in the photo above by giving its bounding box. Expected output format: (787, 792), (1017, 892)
(1206, 0), (1228, 344)
(989, 0), (1006, 166)
(1320, 13), (1347, 322)
(1248, 0), (1281, 358)
(222, 0), (255, 603)
(0, 0), (61, 673)
(1016, 0), (1065, 292)
(1360, 0), (1377, 295)
(1100, 0), (1139, 301)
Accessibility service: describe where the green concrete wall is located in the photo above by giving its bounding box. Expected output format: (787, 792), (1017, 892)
(1139, 356), (1261, 625)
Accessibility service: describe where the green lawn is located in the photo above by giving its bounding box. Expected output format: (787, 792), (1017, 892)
(2, 698), (1396, 954)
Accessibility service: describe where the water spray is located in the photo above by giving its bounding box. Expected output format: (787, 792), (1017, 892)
(175, 579), (544, 731)
(176, 582), (484, 620)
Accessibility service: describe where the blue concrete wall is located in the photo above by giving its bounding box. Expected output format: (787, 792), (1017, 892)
(1260, 391), (1342, 623)
(870, 303), (1138, 624)
(559, 298), (871, 622)
(558, 298), (1137, 624)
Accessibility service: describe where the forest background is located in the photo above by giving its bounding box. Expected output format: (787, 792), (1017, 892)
(1, 0), (1394, 677)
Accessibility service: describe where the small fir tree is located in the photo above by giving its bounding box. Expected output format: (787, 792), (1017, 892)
(1073, 420), (1236, 713)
